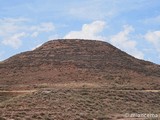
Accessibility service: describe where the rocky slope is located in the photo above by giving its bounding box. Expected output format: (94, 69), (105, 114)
(0, 39), (160, 90)
(0, 39), (160, 120)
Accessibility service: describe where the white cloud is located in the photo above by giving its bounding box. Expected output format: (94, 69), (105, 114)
(144, 31), (160, 53)
(109, 25), (144, 59)
(32, 43), (42, 50)
(31, 32), (39, 37)
(0, 17), (55, 48)
(0, 17), (29, 23)
(2, 32), (27, 49)
(0, 17), (28, 36)
(64, 21), (106, 40)
(0, 18), (26, 48)
(30, 22), (55, 32)
(30, 22), (55, 38)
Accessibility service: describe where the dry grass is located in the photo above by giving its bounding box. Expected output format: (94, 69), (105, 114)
(0, 86), (160, 120)
(0, 39), (160, 120)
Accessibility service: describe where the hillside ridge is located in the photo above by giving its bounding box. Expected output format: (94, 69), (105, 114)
(0, 39), (160, 90)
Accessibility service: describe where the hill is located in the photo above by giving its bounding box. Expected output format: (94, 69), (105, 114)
(0, 39), (160, 120)
(0, 39), (160, 90)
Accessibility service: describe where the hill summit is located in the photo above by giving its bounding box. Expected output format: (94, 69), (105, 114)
(0, 39), (160, 90)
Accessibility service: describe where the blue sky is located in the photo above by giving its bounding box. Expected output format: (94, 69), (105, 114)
(0, 0), (160, 64)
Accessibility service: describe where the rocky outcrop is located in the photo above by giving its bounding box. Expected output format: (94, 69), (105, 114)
(0, 39), (160, 90)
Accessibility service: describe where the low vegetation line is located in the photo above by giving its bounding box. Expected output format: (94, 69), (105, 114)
(0, 90), (36, 93)
(0, 89), (160, 93)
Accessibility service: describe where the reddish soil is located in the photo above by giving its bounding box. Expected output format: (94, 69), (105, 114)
(0, 39), (160, 90)
(0, 39), (160, 120)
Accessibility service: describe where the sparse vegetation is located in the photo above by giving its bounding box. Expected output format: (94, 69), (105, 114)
(0, 87), (160, 119)
(0, 39), (160, 119)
